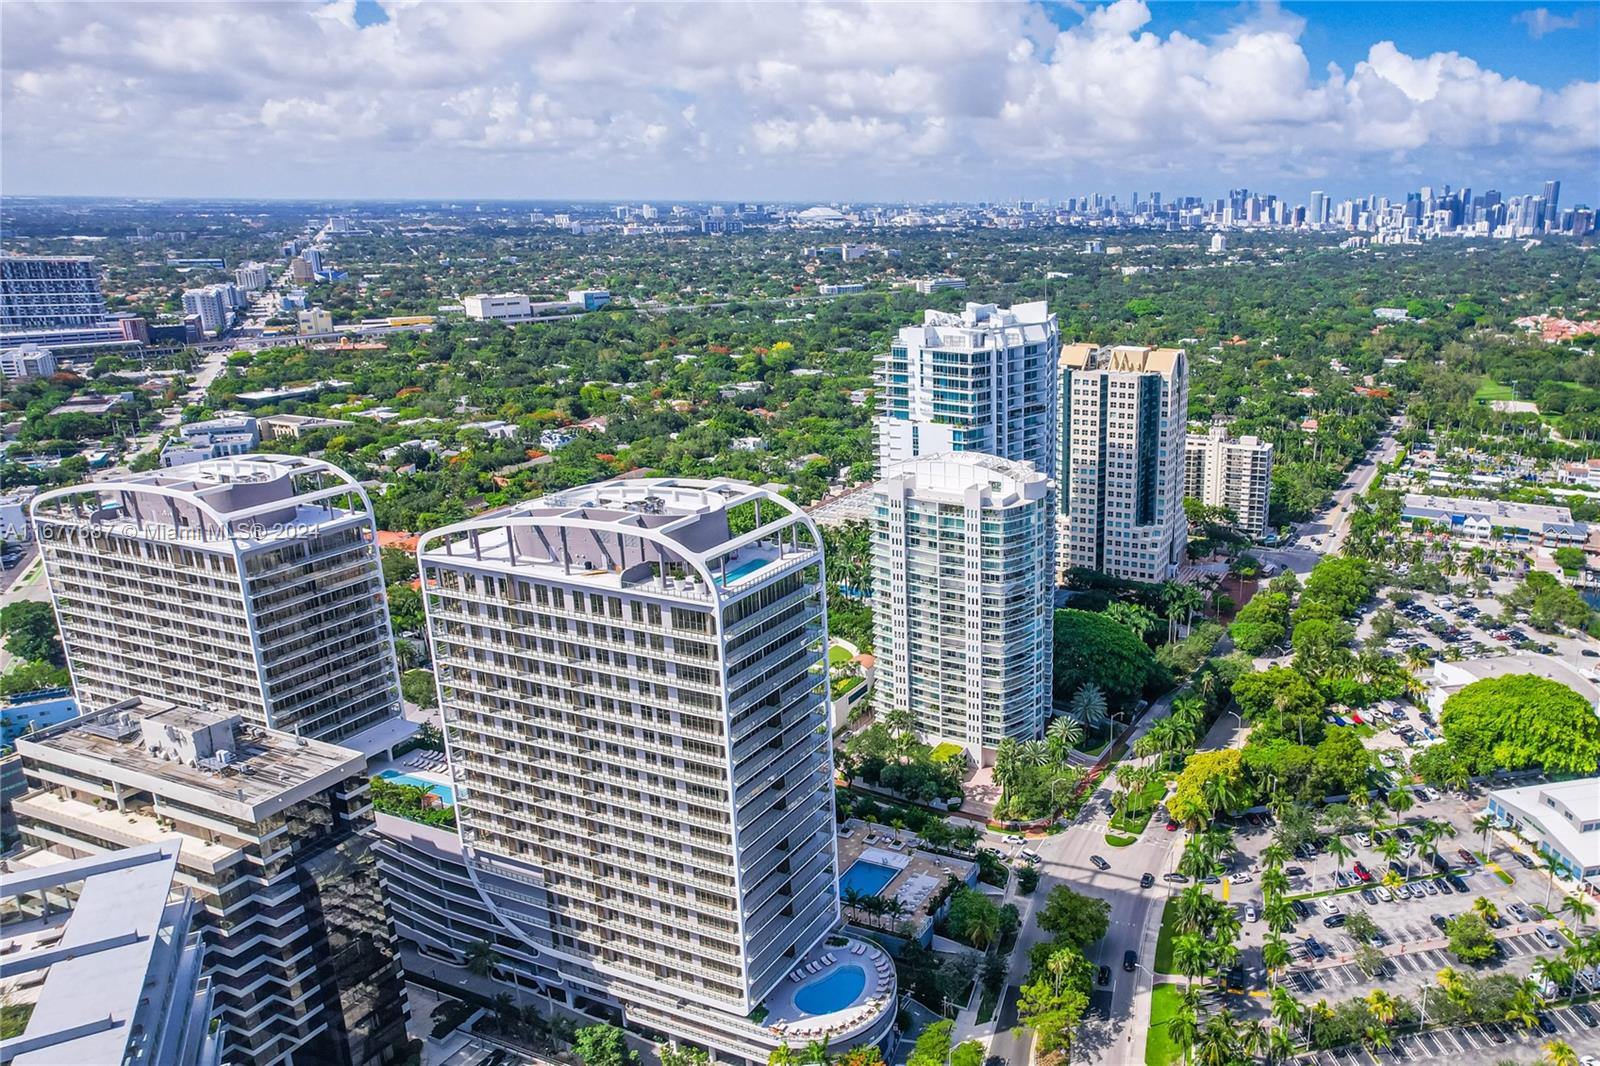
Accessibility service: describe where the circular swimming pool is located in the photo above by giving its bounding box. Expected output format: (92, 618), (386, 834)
(793, 964), (867, 1015)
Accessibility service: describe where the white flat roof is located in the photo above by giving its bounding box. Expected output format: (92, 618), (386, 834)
(1488, 777), (1600, 870)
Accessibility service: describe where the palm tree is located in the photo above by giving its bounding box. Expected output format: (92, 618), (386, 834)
(993, 737), (1021, 809)
(1325, 835), (1355, 874)
(1435, 967), (1471, 1012)
(1262, 932), (1291, 981)
(1266, 1025), (1297, 1065)
(1264, 896), (1295, 934)
(1504, 981), (1544, 1030)
(1542, 1040), (1580, 1066)
(1269, 985), (1303, 1034)
(1260, 866), (1289, 898)
(1166, 1002), (1199, 1066)
(963, 901), (1001, 949)
(1378, 834), (1406, 878)
(1046, 714), (1083, 760)
(802, 1040), (830, 1066)
(1560, 892), (1596, 930)
(768, 1043), (798, 1066)
(1070, 683), (1108, 740)
(1261, 843), (1290, 871)
(1473, 897), (1501, 926)
(1195, 1011), (1238, 1066)
(1175, 885), (1213, 934)
(1173, 933), (1210, 986)
(1473, 812), (1498, 854)
(1534, 957), (1573, 1003)
(1365, 989), (1401, 1027)
(1385, 787), (1414, 818)
(464, 939), (501, 977)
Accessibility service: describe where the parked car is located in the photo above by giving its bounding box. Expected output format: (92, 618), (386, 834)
(1538, 927), (1564, 949)
(1361, 888), (1378, 905)
(1303, 937), (1326, 960)
(1431, 913), (1449, 931)
(1005, 834), (1026, 845)
(1323, 913), (1346, 928)
(1140, 872), (1155, 888)
(1437, 878), (1454, 895)
(1369, 929), (1389, 947)
(1508, 902), (1533, 923)
(1512, 851), (1536, 869)
(1375, 886), (1394, 903)
(1571, 1003), (1597, 1027)
(1352, 862), (1372, 882)
(1245, 905), (1258, 923)
(1420, 879), (1438, 896)
(1320, 897), (1340, 914)
(1447, 874), (1469, 893)
(1457, 849), (1478, 866)
(1090, 855), (1110, 871)
(1020, 850), (1042, 864)
(1291, 900), (1311, 920)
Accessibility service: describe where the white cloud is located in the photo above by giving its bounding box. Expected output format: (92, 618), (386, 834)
(0, 0), (1593, 199)
(1513, 7), (1585, 39)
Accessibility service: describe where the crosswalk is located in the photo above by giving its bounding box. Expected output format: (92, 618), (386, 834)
(1294, 1003), (1597, 1065)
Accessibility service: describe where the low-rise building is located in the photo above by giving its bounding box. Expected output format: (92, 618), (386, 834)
(257, 413), (355, 440)
(297, 306), (333, 334)
(538, 427), (576, 450)
(1401, 493), (1589, 545)
(1485, 777), (1600, 884)
(0, 343), (57, 380)
(566, 288), (611, 310)
(818, 283), (865, 295)
(14, 697), (412, 1066)
(159, 415), (259, 467)
(0, 841), (223, 1066)
(463, 293), (532, 321)
(912, 276), (967, 294)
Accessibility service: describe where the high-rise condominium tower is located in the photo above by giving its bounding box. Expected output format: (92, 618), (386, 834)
(418, 478), (894, 1058)
(1059, 345), (1190, 582)
(1184, 426), (1275, 539)
(0, 254), (106, 331)
(871, 453), (1053, 763)
(15, 697), (411, 1066)
(30, 456), (402, 744)
(876, 301), (1059, 476)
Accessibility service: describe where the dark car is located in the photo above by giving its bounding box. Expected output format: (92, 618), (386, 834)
(1512, 851), (1536, 869)
(1140, 872), (1155, 888)
(1090, 855), (1110, 871)
(1394, 827), (1412, 842)
(1200, 875), (1221, 885)
(1389, 860), (1407, 878)
(1437, 879), (1454, 895)
(1123, 950), (1137, 972)
(1323, 913), (1346, 928)
(1361, 888), (1379, 905)
(1572, 1003), (1597, 1027)
(1457, 848), (1477, 866)
(1431, 913), (1449, 931)
(1303, 937), (1326, 960)
(1291, 900), (1311, 919)
(1431, 852), (1451, 873)
(1285, 866), (1306, 877)
(1097, 965), (1111, 986)
(1246, 812), (1262, 826)
(1583, 649), (1599, 658)
(1447, 874), (1469, 893)
(1536, 1014), (1558, 1036)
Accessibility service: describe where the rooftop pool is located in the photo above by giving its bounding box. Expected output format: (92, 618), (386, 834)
(721, 556), (774, 583)
(377, 769), (456, 807)
(793, 963), (867, 1016)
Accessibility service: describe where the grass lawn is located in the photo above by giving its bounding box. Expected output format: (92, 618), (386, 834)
(1106, 832), (1138, 847)
(1472, 379), (1514, 403)
(831, 675), (864, 698)
(1111, 776), (1169, 835)
(828, 645), (855, 666)
(1145, 984), (1184, 1066)
(1154, 898), (1179, 974)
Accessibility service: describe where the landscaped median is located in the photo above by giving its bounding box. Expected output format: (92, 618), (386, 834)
(1144, 984), (1184, 1066)
(1154, 898), (1179, 974)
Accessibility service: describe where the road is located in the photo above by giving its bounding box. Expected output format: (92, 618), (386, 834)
(1258, 419), (1401, 575)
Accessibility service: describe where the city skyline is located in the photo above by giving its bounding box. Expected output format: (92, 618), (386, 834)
(2, 1), (1596, 203)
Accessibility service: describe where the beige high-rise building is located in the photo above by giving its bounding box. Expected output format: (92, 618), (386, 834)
(418, 477), (894, 1060)
(1185, 426), (1274, 539)
(1058, 345), (1190, 582)
(30, 456), (403, 744)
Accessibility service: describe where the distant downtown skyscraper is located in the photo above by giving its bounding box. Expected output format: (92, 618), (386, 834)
(871, 453), (1053, 763)
(1059, 344), (1190, 583)
(417, 477), (894, 1058)
(875, 301), (1060, 477)
(30, 456), (403, 743)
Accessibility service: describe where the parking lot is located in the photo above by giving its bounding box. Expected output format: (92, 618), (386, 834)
(1370, 587), (1597, 672)
(1212, 786), (1581, 1006)
(1294, 1000), (1599, 1066)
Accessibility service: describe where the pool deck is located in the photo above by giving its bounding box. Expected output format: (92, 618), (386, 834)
(373, 752), (455, 793)
(835, 819), (978, 937)
(760, 934), (896, 1043)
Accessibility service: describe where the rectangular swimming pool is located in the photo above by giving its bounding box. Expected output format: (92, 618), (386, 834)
(721, 556), (772, 583)
(377, 769), (456, 807)
(838, 859), (899, 898)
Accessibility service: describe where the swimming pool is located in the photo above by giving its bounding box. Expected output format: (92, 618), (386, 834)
(377, 770), (456, 807)
(793, 964), (867, 1015)
(838, 859), (898, 898)
(721, 556), (772, 583)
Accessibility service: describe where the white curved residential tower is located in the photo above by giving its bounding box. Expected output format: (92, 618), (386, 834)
(870, 453), (1054, 764)
(418, 477), (893, 1059)
(29, 455), (403, 743)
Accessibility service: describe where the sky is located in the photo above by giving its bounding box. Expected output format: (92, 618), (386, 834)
(2, 0), (1597, 205)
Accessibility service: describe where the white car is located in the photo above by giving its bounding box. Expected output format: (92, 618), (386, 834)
(1230, 872), (1252, 885)
(1245, 905), (1259, 923)
(1005, 834), (1025, 846)
(1320, 897), (1340, 914)
(1355, 833), (1373, 847)
(1375, 886), (1393, 902)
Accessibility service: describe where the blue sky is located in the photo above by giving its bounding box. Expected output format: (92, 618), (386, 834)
(2, 1), (1596, 203)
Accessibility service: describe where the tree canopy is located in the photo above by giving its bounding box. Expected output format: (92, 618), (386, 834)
(1440, 674), (1600, 775)
(1053, 609), (1163, 708)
